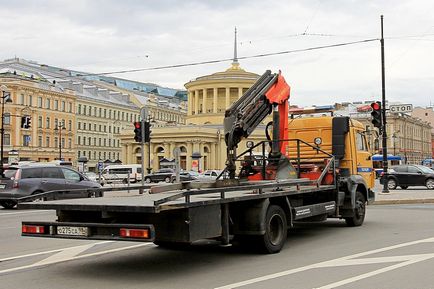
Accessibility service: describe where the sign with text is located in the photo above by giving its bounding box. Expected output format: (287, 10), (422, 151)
(389, 104), (413, 113)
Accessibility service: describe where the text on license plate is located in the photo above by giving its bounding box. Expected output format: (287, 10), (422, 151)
(0, 184), (5, 189)
(57, 226), (89, 236)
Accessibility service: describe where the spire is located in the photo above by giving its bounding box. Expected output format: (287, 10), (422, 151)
(233, 27), (238, 64)
(230, 27), (241, 70)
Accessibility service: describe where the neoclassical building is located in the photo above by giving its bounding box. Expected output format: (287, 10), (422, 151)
(123, 54), (275, 172)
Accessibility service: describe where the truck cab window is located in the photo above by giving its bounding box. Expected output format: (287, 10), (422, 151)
(356, 132), (368, 151)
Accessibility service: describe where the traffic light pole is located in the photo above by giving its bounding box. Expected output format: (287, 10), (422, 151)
(380, 15), (389, 193)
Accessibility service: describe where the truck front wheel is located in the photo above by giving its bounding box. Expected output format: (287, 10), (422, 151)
(345, 191), (366, 227)
(257, 205), (287, 254)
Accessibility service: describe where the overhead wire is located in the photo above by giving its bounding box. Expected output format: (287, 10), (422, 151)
(43, 38), (379, 80)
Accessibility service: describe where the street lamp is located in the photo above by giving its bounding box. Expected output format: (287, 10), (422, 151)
(0, 85), (12, 178)
(54, 124), (65, 160)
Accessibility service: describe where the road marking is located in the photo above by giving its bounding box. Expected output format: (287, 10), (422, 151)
(215, 237), (434, 289)
(0, 241), (112, 262)
(0, 210), (52, 216)
(0, 242), (153, 275)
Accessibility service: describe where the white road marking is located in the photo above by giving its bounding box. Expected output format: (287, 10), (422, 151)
(0, 210), (52, 216)
(0, 241), (111, 262)
(215, 237), (434, 289)
(0, 243), (153, 275)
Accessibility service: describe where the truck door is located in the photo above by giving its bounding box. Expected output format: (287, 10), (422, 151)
(355, 130), (374, 188)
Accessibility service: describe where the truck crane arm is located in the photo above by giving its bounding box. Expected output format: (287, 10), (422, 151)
(223, 70), (290, 178)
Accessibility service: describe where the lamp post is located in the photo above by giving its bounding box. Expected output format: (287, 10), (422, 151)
(54, 124), (65, 160)
(0, 85), (11, 178)
(392, 130), (400, 156)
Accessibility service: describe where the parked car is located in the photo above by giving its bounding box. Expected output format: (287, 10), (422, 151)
(83, 171), (99, 183)
(380, 165), (434, 190)
(197, 170), (223, 181)
(0, 164), (102, 209)
(144, 169), (198, 183)
(144, 168), (175, 183)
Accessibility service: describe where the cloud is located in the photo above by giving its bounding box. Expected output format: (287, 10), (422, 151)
(1, 0), (434, 106)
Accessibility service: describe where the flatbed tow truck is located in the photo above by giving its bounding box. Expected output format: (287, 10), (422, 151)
(20, 70), (375, 253)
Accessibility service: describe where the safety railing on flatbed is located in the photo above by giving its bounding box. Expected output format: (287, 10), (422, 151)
(218, 138), (336, 186)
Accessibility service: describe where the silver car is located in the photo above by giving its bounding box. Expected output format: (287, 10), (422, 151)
(0, 164), (102, 209)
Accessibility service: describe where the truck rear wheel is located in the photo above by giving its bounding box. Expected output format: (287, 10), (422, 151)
(256, 204), (287, 254)
(345, 191), (366, 227)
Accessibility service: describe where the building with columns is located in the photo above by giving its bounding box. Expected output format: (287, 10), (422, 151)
(122, 30), (278, 172)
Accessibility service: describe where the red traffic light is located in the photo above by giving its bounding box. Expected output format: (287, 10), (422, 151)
(371, 102), (381, 111)
(134, 122), (141, 129)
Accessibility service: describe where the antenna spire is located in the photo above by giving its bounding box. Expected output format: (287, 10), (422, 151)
(233, 27), (238, 64)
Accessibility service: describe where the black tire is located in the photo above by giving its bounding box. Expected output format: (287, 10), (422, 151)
(164, 176), (171, 183)
(0, 200), (17, 209)
(32, 190), (47, 202)
(426, 178), (434, 190)
(387, 178), (397, 190)
(345, 191), (366, 227)
(144, 177), (151, 184)
(255, 204), (287, 254)
(400, 186), (408, 189)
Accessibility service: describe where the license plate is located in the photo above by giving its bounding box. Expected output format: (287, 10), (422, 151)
(57, 226), (89, 236)
(0, 184), (5, 189)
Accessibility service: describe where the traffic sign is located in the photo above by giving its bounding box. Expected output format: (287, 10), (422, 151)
(389, 104), (413, 113)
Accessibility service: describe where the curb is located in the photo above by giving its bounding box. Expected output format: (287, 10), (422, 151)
(372, 198), (434, 205)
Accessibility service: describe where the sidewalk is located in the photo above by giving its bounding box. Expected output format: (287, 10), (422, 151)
(373, 186), (434, 205)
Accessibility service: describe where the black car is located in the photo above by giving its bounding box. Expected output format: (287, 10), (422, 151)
(380, 165), (434, 190)
(144, 169), (197, 183)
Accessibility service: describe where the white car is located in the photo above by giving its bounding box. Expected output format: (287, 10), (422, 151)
(198, 170), (223, 181)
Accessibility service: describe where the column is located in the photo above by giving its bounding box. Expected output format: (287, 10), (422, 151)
(187, 91), (193, 115)
(194, 90), (199, 115)
(225, 87), (230, 109)
(187, 142), (193, 170)
(211, 143), (217, 169)
(169, 142), (174, 158)
(203, 88), (207, 114)
(213, 87), (218, 113)
(198, 142), (204, 171)
(238, 87), (243, 99)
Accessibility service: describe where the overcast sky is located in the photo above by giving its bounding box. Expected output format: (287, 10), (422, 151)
(1, 0), (434, 107)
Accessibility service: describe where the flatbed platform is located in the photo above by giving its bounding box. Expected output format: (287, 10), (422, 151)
(19, 179), (336, 213)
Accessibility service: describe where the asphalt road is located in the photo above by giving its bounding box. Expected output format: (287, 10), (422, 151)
(1, 203), (434, 289)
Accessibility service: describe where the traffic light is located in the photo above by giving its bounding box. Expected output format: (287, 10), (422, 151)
(21, 116), (31, 129)
(144, 121), (151, 143)
(133, 121), (142, 142)
(370, 102), (382, 128)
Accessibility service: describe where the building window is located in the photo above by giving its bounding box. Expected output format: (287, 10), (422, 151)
(54, 100), (59, 110)
(38, 136), (42, 147)
(46, 117), (50, 129)
(104, 109), (107, 118)
(78, 104), (81, 114)
(61, 101), (65, 112)
(45, 98), (51, 109)
(46, 136), (50, 147)
(4, 113), (10, 125)
(83, 137), (86, 145)
(68, 102), (72, 113)
(83, 123), (87, 130)
(54, 118), (58, 128)
(77, 136), (81, 145)
(68, 120), (72, 131)
(68, 138), (72, 149)
(78, 151), (81, 158)
(23, 135), (31, 147)
(4, 134), (10, 146)
(38, 97), (42, 108)
(78, 122), (81, 130)
(19, 94), (25, 105)
(38, 116), (42, 128)
(54, 137), (58, 148)
(29, 95), (33, 106)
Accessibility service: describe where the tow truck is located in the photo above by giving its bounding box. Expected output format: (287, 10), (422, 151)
(20, 70), (375, 254)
